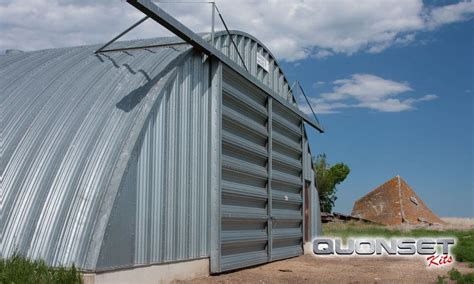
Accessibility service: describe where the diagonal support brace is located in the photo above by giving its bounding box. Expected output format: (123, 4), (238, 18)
(127, 0), (324, 133)
(95, 16), (149, 54)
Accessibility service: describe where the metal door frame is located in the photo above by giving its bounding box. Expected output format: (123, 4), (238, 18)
(267, 96), (273, 262)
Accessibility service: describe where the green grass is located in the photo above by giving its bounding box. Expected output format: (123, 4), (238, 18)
(0, 252), (82, 284)
(323, 222), (474, 265)
(448, 268), (474, 283)
(437, 268), (474, 284)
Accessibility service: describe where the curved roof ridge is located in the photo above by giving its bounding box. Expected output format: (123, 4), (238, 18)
(208, 30), (280, 64)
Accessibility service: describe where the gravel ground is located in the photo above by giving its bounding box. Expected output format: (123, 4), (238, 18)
(176, 254), (473, 284)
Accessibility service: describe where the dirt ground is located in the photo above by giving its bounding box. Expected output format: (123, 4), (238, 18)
(177, 254), (473, 284)
(176, 218), (473, 283)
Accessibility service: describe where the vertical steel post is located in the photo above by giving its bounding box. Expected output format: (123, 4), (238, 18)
(267, 97), (273, 262)
(209, 59), (223, 273)
(211, 2), (215, 46)
(300, 122), (305, 248)
(302, 134), (311, 243)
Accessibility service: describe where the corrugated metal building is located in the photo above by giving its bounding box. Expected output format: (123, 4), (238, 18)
(1, 29), (323, 275)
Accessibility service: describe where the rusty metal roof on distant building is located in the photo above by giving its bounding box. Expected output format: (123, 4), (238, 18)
(352, 176), (444, 226)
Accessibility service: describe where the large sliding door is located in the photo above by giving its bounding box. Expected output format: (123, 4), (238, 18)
(270, 100), (305, 261)
(215, 66), (304, 272)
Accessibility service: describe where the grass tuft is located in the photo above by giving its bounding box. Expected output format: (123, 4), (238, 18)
(436, 275), (447, 284)
(0, 252), (81, 284)
(447, 268), (474, 284)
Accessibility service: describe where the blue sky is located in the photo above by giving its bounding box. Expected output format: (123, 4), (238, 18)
(282, 17), (473, 217)
(1, 0), (472, 217)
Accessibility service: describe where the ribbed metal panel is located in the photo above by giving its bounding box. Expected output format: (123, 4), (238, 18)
(310, 170), (323, 238)
(1, 38), (191, 270)
(135, 51), (211, 264)
(271, 100), (303, 261)
(303, 133), (323, 238)
(211, 31), (294, 103)
(218, 65), (304, 272)
(96, 51), (212, 270)
(220, 66), (269, 271)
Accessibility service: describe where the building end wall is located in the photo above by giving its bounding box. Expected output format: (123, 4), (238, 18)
(83, 258), (209, 284)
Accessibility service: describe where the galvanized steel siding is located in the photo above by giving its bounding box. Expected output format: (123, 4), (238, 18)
(220, 66), (270, 271)
(1, 39), (190, 270)
(311, 176), (323, 237)
(135, 52), (211, 264)
(271, 100), (304, 260)
(212, 31), (292, 102)
(303, 135), (322, 238)
(217, 66), (304, 272)
(96, 52), (213, 269)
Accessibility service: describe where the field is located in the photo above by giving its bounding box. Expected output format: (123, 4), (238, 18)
(181, 218), (474, 283)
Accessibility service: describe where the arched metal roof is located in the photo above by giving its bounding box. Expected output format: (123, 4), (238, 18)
(1, 30), (310, 270)
(210, 30), (295, 103)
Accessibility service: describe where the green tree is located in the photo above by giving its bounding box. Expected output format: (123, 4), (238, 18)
(313, 153), (350, 213)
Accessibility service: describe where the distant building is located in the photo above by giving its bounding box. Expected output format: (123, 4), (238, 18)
(352, 176), (444, 226)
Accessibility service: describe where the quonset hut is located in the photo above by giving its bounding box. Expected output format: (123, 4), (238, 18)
(1, 2), (323, 281)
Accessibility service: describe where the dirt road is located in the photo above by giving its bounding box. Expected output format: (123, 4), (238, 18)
(177, 254), (473, 283)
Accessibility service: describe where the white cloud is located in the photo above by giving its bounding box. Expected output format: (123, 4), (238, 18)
(425, 0), (474, 29)
(0, 0), (473, 61)
(301, 74), (438, 114)
(357, 98), (415, 112)
(394, 33), (416, 45)
(300, 101), (350, 114)
(416, 94), (438, 102)
(322, 74), (412, 102)
(312, 81), (325, 88)
(313, 50), (333, 59)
